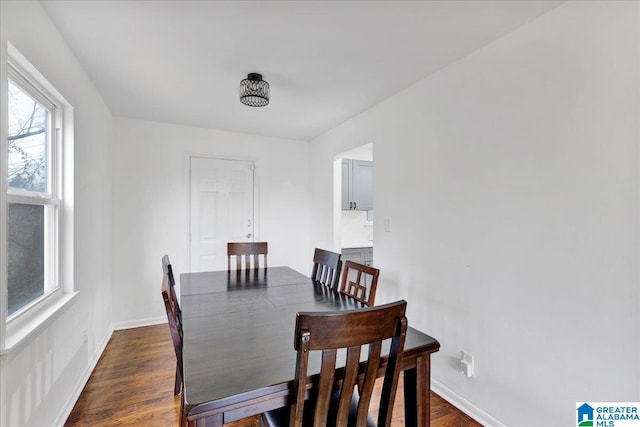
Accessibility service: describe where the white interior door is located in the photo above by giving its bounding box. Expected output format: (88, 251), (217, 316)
(190, 157), (255, 272)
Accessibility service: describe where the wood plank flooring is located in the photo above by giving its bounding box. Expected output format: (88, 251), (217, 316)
(65, 324), (482, 427)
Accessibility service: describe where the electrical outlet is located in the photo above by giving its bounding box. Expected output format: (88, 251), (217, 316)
(461, 351), (474, 377)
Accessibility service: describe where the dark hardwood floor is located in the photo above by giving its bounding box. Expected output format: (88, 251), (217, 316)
(65, 324), (482, 427)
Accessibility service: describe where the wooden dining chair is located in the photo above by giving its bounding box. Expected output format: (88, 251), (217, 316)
(161, 256), (183, 396)
(262, 300), (408, 427)
(339, 260), (380, 307)
(311, 248), (342, 289)
(227, 242), (268, 270)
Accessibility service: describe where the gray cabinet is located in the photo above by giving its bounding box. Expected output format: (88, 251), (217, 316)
(341, 247), (373, 267)
(341, 159), (373, 211)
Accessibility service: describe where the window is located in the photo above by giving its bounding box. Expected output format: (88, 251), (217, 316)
(7, 70), (60, 317)
(5, 56), (65, 321)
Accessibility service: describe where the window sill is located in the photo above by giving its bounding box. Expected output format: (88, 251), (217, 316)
(1, 291), (79, 356)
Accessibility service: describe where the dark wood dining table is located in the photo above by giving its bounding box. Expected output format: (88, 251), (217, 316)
(180, 266), (440, 426)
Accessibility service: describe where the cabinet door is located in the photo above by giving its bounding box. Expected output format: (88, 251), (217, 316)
(341, 160), (351, 210)
(352, 160), (373, 211)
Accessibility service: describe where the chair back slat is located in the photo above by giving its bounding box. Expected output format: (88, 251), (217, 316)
(314, 348), (337, 425)
(310, 248), (342, 289)
(336, 346), (362, 422)
(290, 300), (407, 427)
(339, 260), (380, 306)
(227, 242), (268, 270)
(357, 341), (382, 424)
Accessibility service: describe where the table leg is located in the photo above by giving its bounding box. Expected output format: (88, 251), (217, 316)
(404, 354), (430, 427)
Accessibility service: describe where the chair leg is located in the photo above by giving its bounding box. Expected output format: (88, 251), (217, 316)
(180, 387), (186, 427)
(174, 364), (182, 395)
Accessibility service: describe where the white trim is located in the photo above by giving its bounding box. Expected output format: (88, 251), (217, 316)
(8, 61), (58, 112)
(52, 324), (114, 427)
(431, 379), (507, 427)
(112, 316), (167, 331)
(7, 43), (71, 108)
(6, 285), (62, 324)
(0, 1), (9, 384)
(59, 101), (73, 295)
(6, 192), (58, 205)
(0, 291), (77, 356)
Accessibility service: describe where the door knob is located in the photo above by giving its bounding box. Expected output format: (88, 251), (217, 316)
(246, 233), (252, 239)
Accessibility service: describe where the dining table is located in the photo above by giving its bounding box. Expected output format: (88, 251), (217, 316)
(179, 266), (440, 426)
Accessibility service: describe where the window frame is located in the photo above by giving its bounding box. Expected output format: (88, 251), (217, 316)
(1, 43), (75, 353)
(6, 65), (62, 320)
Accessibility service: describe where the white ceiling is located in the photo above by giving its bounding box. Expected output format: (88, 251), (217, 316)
(41, 1), (562, 141)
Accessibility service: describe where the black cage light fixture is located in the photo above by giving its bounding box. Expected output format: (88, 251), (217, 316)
(239, 73), (270, 107)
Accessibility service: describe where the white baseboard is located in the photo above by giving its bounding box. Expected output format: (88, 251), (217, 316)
(431, 379), (506, 427)
(54, 325), (114, 427)
(112, 315), (167, 330)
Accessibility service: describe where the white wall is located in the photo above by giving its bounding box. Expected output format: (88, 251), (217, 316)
(310, 1), (639, 425)
(0, 1), (114, 426)
(111, 117), (310, 327)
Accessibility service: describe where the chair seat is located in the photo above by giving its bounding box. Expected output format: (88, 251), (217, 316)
(262, 390), (375, 427)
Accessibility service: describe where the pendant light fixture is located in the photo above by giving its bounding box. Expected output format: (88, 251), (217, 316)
(239, 73), (270, 107)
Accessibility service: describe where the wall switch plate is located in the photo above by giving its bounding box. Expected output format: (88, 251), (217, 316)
(461, 351), (474, 377)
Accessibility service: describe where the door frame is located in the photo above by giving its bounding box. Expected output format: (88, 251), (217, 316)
(186, 153), (260, 272)
(333, 143), (373, 252)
